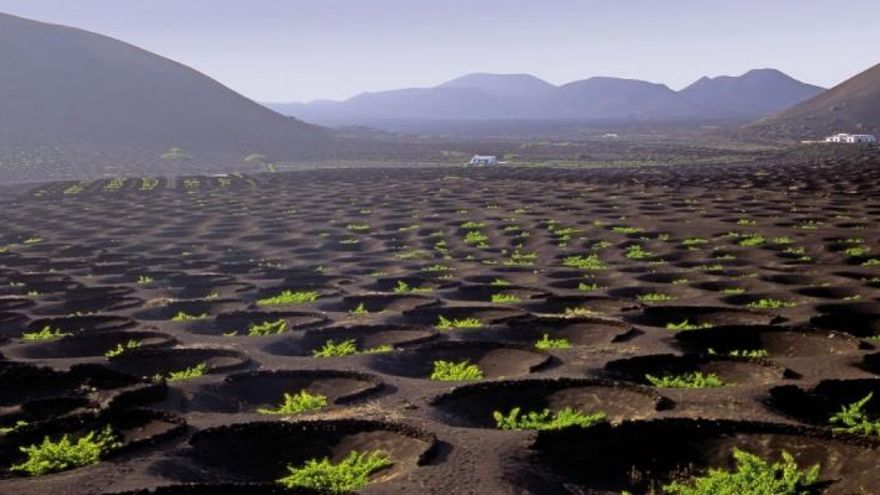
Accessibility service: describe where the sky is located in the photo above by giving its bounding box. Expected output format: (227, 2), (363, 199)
(1, 0), (877, 103)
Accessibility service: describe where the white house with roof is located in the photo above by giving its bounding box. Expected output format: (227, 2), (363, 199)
(468, 155), (500, 166)
(825, 133), (877, 144)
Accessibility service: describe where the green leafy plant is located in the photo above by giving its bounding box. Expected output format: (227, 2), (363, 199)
(562, 307), (597, 318)
(22, 326), (69, 341)
(493, 407), (606, 430)
(248, 319), (288, 336)
(665, 320), (713, 331)
(663, 448), (820, 495)
(563, 254), (605, 270)
(170, 311), (209, 322)
(829, 393), (880, 436)
(11, 426), (121, 476)
(490, 278), (510, 286)
(393, 280), (433, 294)
(624, 245), (654, 260)
(157, 362), (208, 382)
(277, 450), (392, 493)
(637, 292), (675, 303)
(104, 339), (141, 358)
(136, 275), (154, 285)
(491, 293), (521, 304)
(746, 298), (797, 309)
(313, 339), (359, 357)
(645, 371), (724, 388)
(430, 360), (484, 381)
(256, 290), (319, 306)
(350, 303), (370, 316)
(436, 316), (483, 330)
(535, 334), (571, 350)
(728, 349), (769, 359)
(257, 390), (329, 415)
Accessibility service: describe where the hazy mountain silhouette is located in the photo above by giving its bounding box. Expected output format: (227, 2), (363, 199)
(680, 68), (823, 119)
(269, 70), (823, 128)
(747, 62), (880, 138)
(0, 12), (328, 157)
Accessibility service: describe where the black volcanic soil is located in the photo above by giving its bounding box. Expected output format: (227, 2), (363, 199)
(1, 159), (880, 494)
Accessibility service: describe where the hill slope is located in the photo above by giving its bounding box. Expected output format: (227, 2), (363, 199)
(680, 68), (824, 120)
(270, 71), (821, 129)
(0, 12), (328, 157)
(747, 63), (880, 139)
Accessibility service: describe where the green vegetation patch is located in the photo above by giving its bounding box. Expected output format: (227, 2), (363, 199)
(430, 360), (484, 381)
(829, 392), (880, 436)
(256, 290), (319, 306)
(257, 390), (328, 415)
(11, 426), (121, 476)
(645, 371), (725, 388)
(663, 448), (820, 495)
(493, 407), (606, 431)
(277, 450), (392, 493)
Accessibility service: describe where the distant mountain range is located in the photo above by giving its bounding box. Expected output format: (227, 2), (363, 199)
(268, 69), (824, 126)
(747, 63), (880, 139)
(0, 12), (328, 158)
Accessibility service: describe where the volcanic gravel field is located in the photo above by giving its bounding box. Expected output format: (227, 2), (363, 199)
(1, 159), (880, 494)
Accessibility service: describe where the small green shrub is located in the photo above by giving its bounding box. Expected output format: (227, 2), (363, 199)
(829, 392), (880, 436)
(563, 254), (605, 270)
(11, 426), (121, 476)
(313, 339), (359, 357)
(746, 298), (797, 309)
(535, 334), (571, 350)
(22, 326), (69, 341)
(393, 281), (434, 294)
(256, 290), (319, 306)
(430, 360), (484, 381)
(663, 448), (820, 495)
(637, 292), (675, 303)
(349, 303), (370, 316)
(248, 319), (289, 336)
(493, 407), (606, 430)
(645, 371), (724, 388)
(436, 316), (483, 330)
(158, 362), (208, 382)
(170, 311), (208, 322)
(104, 340), (141, 358)
(277, 450), (392, 493)
(491, 293), (521, 304)
(665, 320), (713, 331)
(624, 245), (654, 260)
(727, 349), (769, 359)
(257, 390), (328, 415)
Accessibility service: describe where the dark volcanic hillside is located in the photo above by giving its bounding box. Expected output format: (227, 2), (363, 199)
(747, 63), (880, 139)
(0, 12), (328, 157)
(680, 68), (824, 120)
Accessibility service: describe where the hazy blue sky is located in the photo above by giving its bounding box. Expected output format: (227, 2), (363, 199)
(1, 0), (877, 102)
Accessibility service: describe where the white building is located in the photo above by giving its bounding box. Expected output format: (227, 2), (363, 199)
(468, 155), (499, 166)
(825, 133), (877, 144)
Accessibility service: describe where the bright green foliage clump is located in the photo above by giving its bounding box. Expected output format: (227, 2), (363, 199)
(170, 311), (208, 321)
(11, 426), (121, 476)
(624, 245), (654, 260)
(666, 320), (713, 331)
(393, 281), (434, 294)
(430, 360), (484, 381)
(746, 298), (797, 309)
(645, 371), (725, 388)
(493, 407), (606, 431)
(22, 326), (69, 341)
(535, 334), (571, 350)
(104, 339), (141, 358)
(349, 303), (370, 316)
(728, 349), (769, 359)
(637, 292), (675, 303)
(277, 450), (392, 493)
(248, 319), (289, 336)
(158, 362), (208, 382)
(829, 393), (880, 436)
(491, 293), (521, 304)
(257, 390), (328, 415)
(663, 448), (820, 495)
(313, 339), (359, 357)
(563, 254), (605, 270)
(436, 315), (483, 330)
(256, 290), (319, 306)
